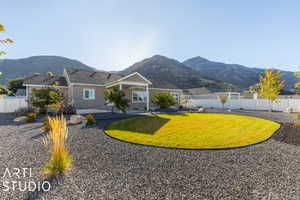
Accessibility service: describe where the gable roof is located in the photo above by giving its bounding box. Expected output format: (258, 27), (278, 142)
(65, 68), (123, 85)
(23, 73), (68, 86)
(116, 72), (152, 85)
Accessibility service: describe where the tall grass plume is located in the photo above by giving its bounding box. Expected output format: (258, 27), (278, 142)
(43, 115), (73, 176)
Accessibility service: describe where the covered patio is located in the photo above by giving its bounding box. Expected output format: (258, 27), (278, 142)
(104, 72), (152, 111)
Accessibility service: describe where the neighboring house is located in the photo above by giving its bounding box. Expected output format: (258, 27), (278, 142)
(23, 68), (183, 111)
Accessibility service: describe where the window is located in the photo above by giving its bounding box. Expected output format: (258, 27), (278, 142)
(83, 89), (95, 100)
(132, 91), (147, 103)
(170, 92), (180, 102)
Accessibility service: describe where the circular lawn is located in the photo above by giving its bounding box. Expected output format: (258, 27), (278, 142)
(104, 113), (280, 149)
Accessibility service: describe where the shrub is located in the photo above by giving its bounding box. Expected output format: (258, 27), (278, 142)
(293, 121), (300, 127)
(104, 89), (130, 113)
(46, 103), (62, 115)
(26, 112), (37, 122)
(0, 84), (9, 95)
(43, 117), (51, 132)
(62, 105), (77, 115)
(28, 87), (64, 113)
(296, 113), (300, 120)
(15, 107), (36, 116)
(152, 93), (176, 109)
(43, 116), (72, 176)
(85, 114), (96, 125)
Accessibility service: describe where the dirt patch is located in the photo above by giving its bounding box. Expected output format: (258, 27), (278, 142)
(273, 123), (300, 146)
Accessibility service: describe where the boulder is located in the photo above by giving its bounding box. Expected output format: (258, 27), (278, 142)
(284, 107), (293, 113)
(69, 115), (86, 125)
(198, 107), (207, 113)
(14, 116), (28, 122)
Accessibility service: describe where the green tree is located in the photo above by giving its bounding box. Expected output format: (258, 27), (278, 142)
(7, 78), (25, 95)
(152, 93), (176, 109)
(249, 83), (260, 93)
(218, 94), (228, 109)
(0, 84), (9, 95)
(0, 24), (14, 56)
(258, 70), (285, 104)
(28, 87), (65, 113)
(104, 88), (130, 113)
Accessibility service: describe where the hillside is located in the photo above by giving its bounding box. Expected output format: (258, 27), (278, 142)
(0, 56), (95, 85)
(183, 56), (298, 90)
(122, 55), (235, 91)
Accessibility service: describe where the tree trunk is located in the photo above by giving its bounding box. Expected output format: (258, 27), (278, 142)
(111, 106), (114, 113)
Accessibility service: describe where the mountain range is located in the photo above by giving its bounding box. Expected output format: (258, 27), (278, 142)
(0, 56), (95, 85)
(121, 55), (234, 91)
(183, 56), (298, 91)
(0, 55), (298, 91)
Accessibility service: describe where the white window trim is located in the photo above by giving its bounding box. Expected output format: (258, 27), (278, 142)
(83, 88), (95, 100)
(132, 90), (147, 103)
(170, 92), (180, 102)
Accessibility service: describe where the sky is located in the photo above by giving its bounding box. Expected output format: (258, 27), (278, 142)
(1, 0), (300, 71)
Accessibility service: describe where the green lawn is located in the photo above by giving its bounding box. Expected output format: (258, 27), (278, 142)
(105, 113), (280, 149)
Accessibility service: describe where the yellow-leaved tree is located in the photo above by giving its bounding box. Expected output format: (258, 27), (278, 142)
(258, 70), (285, 110)
(0, 24), (14, 56)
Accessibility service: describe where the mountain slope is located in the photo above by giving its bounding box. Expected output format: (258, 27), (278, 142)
(183, 56), (298, 90)
(0, 56), (95, 85)
(122, 55), (235, 91)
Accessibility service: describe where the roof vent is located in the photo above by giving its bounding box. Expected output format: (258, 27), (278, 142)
(70, 69), (79, 75)
(90, 72), (97, 77)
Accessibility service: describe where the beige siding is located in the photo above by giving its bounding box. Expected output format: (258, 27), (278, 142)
(122, 74), (149, 84)
(27, 84), (183, 111)
(72, 85), (107, 109)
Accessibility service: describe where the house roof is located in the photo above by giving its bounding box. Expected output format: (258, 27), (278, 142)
(23, 73), (68, 86)
(65, 68), (123, 85)
(23, 68), (181, 90)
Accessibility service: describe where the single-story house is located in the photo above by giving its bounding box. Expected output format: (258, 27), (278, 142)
(23, 68), (183, 111)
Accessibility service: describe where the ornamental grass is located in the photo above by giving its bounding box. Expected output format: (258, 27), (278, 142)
(43, 115), (73, 176)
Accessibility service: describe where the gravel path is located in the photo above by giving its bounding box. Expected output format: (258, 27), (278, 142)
(0, 111), (300, 200)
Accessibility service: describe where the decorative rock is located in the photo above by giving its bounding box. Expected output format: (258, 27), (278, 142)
(198, 107), (207, 113)
(14, 116), (28, 122)
(69, 115), (86, 125)
(284, 107), (293, 113)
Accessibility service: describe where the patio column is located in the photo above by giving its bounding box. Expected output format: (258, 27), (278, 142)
(119, 84), (122, 90)
(146, 85), (149, 111)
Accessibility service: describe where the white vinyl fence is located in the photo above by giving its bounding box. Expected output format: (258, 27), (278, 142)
(0, 97), (27, 113)
(187, 98), (300, 112)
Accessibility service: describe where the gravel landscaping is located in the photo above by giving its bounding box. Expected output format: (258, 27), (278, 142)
(0, 110), (300, 199)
